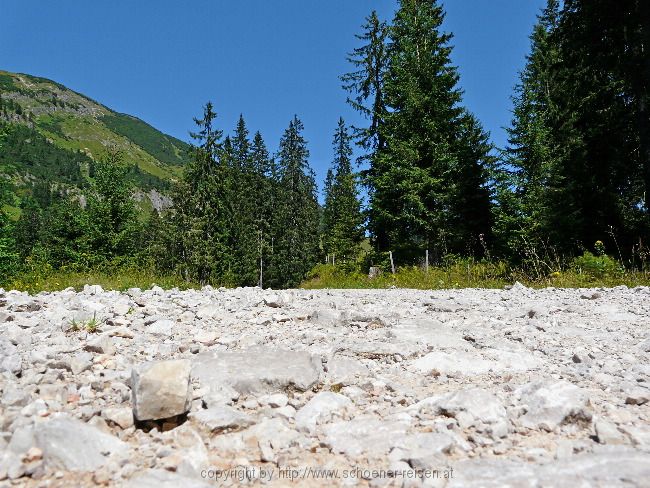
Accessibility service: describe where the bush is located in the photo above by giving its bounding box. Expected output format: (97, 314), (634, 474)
(572, 251), (622, 279)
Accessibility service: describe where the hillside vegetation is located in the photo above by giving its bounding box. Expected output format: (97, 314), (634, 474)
(0, 69), (189, 217)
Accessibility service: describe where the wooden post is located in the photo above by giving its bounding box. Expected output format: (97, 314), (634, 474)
(425, 249), (429, 273)
(332, 254), (335, 267)
(389, 251), (395, 274)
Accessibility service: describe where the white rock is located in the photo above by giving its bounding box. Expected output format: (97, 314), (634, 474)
(131, 359), (192, 421)
(295, 392), (352, 433)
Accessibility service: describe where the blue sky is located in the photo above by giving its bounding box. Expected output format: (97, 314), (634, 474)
(1, 0), (544, 190)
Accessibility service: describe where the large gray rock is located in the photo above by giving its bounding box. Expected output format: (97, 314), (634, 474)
(410, 348), (540, 375)
(9, 416), (128, 472)
(131, 359), (192, 421)
(192, 348), (322, 395)
(517, 380), (592, 431)
(448, 449), (650, 488)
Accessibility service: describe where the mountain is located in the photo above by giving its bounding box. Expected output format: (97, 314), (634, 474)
(0, 69), (191, 217)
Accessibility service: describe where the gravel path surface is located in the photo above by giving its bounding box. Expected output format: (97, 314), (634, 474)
(1, 284), (649, 487)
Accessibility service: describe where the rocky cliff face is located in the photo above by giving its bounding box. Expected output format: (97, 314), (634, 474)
(0, 284), (649, 486)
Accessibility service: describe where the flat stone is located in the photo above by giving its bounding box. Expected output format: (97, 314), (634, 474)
(192, 347), (322, 395)
(124, 469), (212, 488)
(189, 406), (254, 432)
(594, 419), (626, 445)
(29, 416), (127, 471)
(625, 387), (649, 406)
(102, 407), (134, 429)
(147, 319), (175, 337)
(259, 393), (288, 408)
(324, 417), (410, 458)
(418, 388), (509, 438)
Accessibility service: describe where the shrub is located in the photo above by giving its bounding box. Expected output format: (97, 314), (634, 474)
(572, 251), (622, 279)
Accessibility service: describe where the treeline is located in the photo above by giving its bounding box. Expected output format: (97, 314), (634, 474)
(494, 0), (650, 268)
(2, 0), (649, 289)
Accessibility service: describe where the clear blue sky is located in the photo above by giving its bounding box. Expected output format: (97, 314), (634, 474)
(1, 0), (544, 190)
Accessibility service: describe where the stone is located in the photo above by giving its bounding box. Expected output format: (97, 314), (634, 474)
(624, 387), (649, 406)
(517, 380), (592, 431)
(326, 355), (369, 383)
(294, 392), (352, 433)
(194, 330), (218, 346)
(161, 425), (208, 478)
(131, 359), (192, 421)
(259, 393), (288, 408)
(390, 432), (456, 469)
(410, 348), (540, 375)
(124, 469), (212, 488)
(103, 407), (134, 429)
(147, 319), (175, 337)
(84, 334), (115, 355)
(189, 406), (254, 432)
(324, 418), (410, 457)
(27, 416), (128, 471)
(192, 347), (322, 395)
(594, 419), (626, 445)
(430, 388), (509, 439)
(263, 294), (285, 308)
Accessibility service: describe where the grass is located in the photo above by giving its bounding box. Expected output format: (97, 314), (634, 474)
(3, 260), (648, 295)
(4, 268), (199, 295)
(301, 262), (650, 290)
(34, 113), (180, 182)
(67, 313), (102, 333)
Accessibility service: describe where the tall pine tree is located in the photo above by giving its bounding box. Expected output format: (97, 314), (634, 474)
(322, 118), (364, 266)
(271, 116), (320, 288)
(356, 0), (492, 262)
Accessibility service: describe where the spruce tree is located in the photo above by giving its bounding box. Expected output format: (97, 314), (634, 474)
(0, 211), (18, 282)
(322, 118), (364, 266)
(86, 148), (141, 265)
(230, 115), (260, 285)
(496, 0), (562, 258)
(271, 116), (320, 288)
(361, 0), (493, 262)
(172, 102), (232, 284)
(341, 11), (390, 157)
(250, 131), (276, 287)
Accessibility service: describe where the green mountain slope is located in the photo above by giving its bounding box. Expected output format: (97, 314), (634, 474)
(0, 69), (190, 216)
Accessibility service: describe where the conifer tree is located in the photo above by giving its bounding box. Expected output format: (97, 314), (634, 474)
(250, 131), (276, 287)
(322, 118), (364, 265)
(0, 211), (18, 282)
(495, 0), (562, 257)
(229, 115), (260, 285)
(86, 148), (141, 264)
(271, 116), (320, 288)
(341, 10), (390, 157)
(359, 0), (492, 262)
(172, 102), (232, 284)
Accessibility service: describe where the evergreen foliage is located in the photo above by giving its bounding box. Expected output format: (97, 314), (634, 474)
(497, 0), (650, 263)
(3, 2), (649, 289)
(267, 116), (321, 287)
(345, 0), (493, 263)
(322, 118), (364, 266)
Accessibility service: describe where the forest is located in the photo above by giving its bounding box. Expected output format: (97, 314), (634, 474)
(1, 0), (649, 291)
